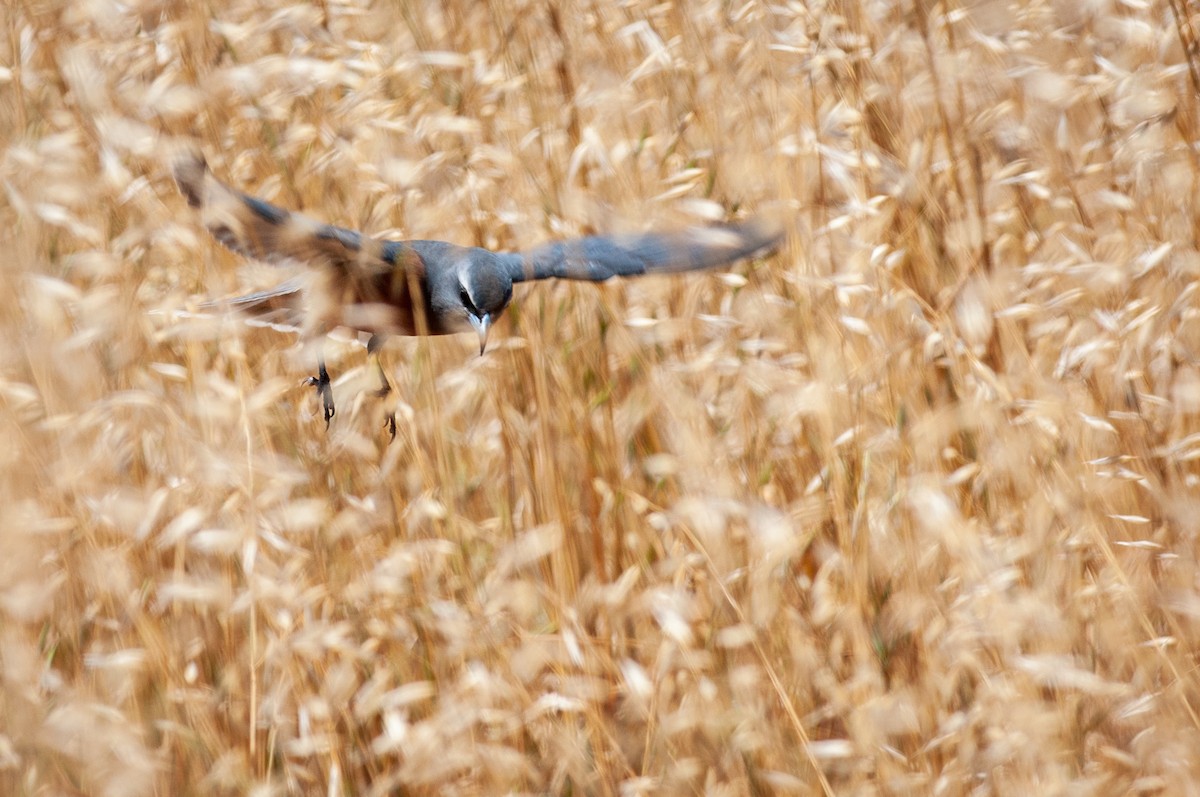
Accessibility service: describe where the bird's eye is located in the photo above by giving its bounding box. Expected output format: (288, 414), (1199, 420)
(459, 285), (478, 315)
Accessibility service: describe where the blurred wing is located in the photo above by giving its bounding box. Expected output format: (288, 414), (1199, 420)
(173, 154), (416, 276)
(501, 219), (782, 283)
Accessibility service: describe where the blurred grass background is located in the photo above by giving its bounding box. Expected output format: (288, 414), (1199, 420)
(4, 0), (1200, 794)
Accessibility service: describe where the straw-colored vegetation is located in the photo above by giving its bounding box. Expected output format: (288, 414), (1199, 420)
(3, 0), (1200, 793)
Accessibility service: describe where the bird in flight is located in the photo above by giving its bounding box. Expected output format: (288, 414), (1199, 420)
(173, 152), (782, 437)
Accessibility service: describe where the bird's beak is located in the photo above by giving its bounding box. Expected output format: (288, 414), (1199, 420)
(470, 313), (492, 356)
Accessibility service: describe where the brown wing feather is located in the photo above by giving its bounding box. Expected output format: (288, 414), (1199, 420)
(173, 154), (428, 337)
(172, 155), (392, 270)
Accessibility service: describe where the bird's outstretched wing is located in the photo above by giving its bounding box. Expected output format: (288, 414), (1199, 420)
(172, 154), (417, 276)
(499, 219), (782, 284)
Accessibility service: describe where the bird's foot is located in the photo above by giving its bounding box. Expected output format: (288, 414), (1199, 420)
(372, 385), (397, 442)
(304, 370), (336, 428)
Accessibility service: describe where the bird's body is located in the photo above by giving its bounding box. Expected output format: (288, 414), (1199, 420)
(173, 153), (781, 433)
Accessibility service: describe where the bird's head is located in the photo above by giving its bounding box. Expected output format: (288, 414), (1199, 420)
(440, 255), (513, 355)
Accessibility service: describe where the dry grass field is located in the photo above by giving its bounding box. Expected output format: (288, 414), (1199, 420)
(3, 0), (1200, 794)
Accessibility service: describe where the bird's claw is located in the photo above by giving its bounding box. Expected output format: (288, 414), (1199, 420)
(372, 379), (395, 442)
(304, 372), (336, 428)
(373, 390), (397, 442)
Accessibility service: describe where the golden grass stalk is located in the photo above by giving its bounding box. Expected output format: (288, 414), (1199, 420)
(3, 0), (1200, 794)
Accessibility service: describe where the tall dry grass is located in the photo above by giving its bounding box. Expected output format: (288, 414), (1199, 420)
(3, 0), (1200, 793)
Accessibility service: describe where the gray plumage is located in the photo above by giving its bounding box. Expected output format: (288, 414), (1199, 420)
(173, 152), (782, 432)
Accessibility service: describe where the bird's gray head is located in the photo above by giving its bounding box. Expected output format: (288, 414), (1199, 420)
(431, 252), (514, 354)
